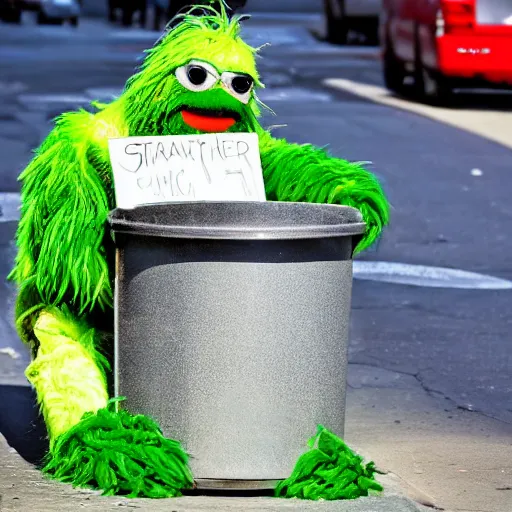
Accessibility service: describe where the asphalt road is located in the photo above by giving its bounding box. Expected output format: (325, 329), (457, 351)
(0, 10), (511, 441)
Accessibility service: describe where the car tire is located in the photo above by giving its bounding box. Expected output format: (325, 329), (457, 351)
(414, 33), (453, 105)
(139, 8), (146, 27)
(323, 0), (349, 45)
(383, 41), (406, 95)
(37, 11), (48, 24)
(108, 0), (117, 22)
(121, 7), (133, 26)
(1, 7), (22, 23)
(152, 4), (161, 31)
(37, 11), (63, 24)
(70, 16), (78, 26)
(419, 66), (453, 105)
(360, 16), (379, 46)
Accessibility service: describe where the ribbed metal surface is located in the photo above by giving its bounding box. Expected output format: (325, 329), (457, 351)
(109, 201), (365, 241)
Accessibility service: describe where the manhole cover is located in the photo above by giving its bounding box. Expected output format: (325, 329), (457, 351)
(353, 261), (512, 290)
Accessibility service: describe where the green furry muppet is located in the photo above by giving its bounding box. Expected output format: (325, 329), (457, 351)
(9, 4), (389, 500)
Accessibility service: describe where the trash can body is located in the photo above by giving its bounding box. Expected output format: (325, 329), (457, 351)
(110, 201), (365, 488)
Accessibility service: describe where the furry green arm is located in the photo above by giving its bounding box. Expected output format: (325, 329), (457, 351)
(11, 110), (113, 326)
(259, 132), (390, 253)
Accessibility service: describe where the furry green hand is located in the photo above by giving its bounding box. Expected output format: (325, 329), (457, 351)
(43, 401), (194, 498)
(259, 134), (389, 253)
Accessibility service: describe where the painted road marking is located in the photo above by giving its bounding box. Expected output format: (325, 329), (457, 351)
(0, 347), (21, 359)
(258, 87), (332, 102)
(0, 193), (21, 222)
(323, 78), (512, 149)
(353, 261), (512, 290)
(85, 88), (122, 101)
(17, 93), (90, 109)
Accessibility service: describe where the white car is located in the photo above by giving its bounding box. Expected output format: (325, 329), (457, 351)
(323, 0), (381, 44)
(38, 0), (80, 25)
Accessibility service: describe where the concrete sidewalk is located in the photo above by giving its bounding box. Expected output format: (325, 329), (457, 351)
(2, 368), (512, 512)
(344, 369), (512, 512)
(0, 433), (424, 512)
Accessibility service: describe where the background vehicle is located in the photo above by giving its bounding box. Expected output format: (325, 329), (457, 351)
(153, 0), (247, 31)
(0, 0), (22, 22)
(0, 0), (80, 25)
(108, 0), (147, 27)
(323, 0), (382, 45)
(38, 0), (80, 25)
(381, 0), (512, 103)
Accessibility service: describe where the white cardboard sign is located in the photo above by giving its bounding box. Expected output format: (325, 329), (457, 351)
(108, 133), (267, 209)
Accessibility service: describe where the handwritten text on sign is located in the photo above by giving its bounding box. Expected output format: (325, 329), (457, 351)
(108, 133), (267, 209)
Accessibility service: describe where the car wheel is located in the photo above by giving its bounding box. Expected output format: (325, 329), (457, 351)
(323, 0), (349, 45)
(414, 34), (453, 105)
(121, 7), (133, 26)
(362, 16), (380, 46)
(383, 41), (406, 95)
(139, 7), (147, 27)
(70, 16), (78, 26)
(153, 3), (166, 31)
(37, 11), (63, 24)
(1, 7), (22, 23)
(37, 10), (48, 24)
(108, 0), (117, 21)
(419, 66), (453, 105)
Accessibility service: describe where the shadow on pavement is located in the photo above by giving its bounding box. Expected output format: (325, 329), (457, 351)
(388, 85), (512, 112)
(0, 384), (48, 466)
(185, 488), (275, 497)
(440, 91), (512, 111)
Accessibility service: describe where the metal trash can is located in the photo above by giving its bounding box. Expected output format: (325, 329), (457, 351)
(109, 201), (365, 490)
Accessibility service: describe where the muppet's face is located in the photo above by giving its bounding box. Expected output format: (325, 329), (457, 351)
(173, 59), (255, 133)
(126, 28), (262, 137)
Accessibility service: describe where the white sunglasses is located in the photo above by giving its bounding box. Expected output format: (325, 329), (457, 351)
(175, 60), (254, 104)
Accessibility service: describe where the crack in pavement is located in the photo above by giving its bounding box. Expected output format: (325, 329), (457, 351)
(348, 361), (512, 426)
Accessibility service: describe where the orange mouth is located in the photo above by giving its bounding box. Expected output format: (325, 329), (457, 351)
(181, 109), (238, 133)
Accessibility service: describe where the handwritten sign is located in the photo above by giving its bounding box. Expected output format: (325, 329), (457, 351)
(108, 133), (266, 209)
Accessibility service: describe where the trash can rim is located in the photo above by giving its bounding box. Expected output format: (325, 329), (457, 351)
(108, 201), (367, 241)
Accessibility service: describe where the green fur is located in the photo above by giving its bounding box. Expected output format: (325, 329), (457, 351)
(43, 399), (194, 498)
(26, 307), (110, 441)
(275, 426), (383, 500)
(122, 6), (264, 137)
(10, 111), (114, 318)
(10, 2), (389, 499)
(258, 134), (389, 253)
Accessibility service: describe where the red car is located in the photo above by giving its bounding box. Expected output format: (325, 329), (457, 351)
(381, 0), (512, 102)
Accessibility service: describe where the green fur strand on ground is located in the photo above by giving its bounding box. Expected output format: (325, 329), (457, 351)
(275, 425), (383, 500)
